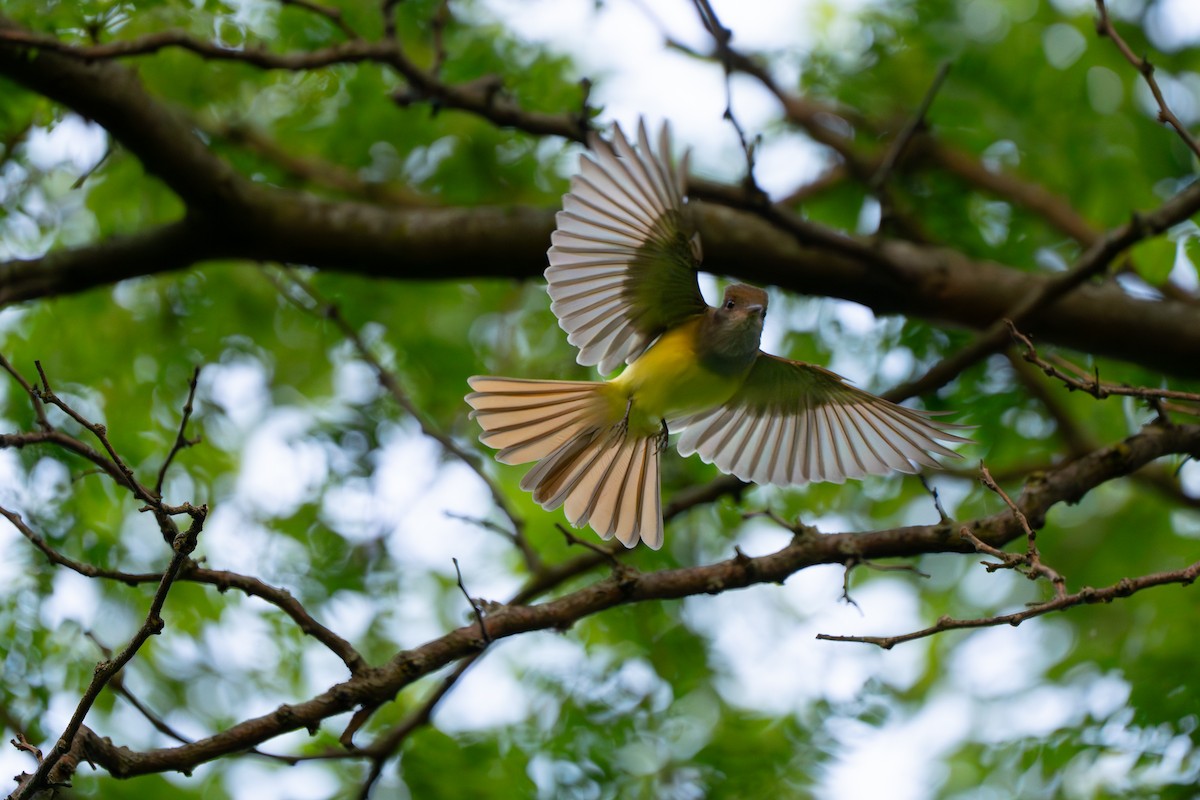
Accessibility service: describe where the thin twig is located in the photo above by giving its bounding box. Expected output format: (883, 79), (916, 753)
(817, 559), (1200, 649)
(13, 508), (206, 798)
(355, 654), (481, 799)
(0, 506), (158, 584)
(919, 475), (951, 524)
(69, 144), (113, 189)
(0, 26), (582, 141)
(451, 558), (491, 646)
(14, 423), (1200, 780)
(428, 0), (451, 78)
(1, 504), (369, 675)
(267, 267), (541, 575)
(381, 0), (401, 41)
(84, 632), (192, 745)
(884, 208), (1176, 403)
(1095, 0), (1200, 160)
(280, 0), (359, 40)
(977, 465), (1067, 597)
(0, 353), (50, 430)
(839, 555), (931, 611)
(154, 365), (202, 496)
(1009, 321), (1200, 406)
(871, 61), (951, 192)
(690, 0), (764, 201)
(33, 361), (162, 511)
(187, 564), (369, 675)
(555, 522), (620, 564)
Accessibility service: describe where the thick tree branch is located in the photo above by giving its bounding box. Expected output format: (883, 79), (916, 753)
(0, 21), (586, 143)
(3, 201), (1200, 378)
(0, 21), (252, 214)
(0, 221), (218, 307)
(44, 422), (1200, 781)
(2, 18), (1199, 381)
(5, 6), (1199, 796)
(882, 195), (1189, 401)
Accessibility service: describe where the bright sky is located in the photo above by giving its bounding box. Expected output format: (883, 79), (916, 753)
(483, 0), (867, 195)
(5, 1), (1200, 798)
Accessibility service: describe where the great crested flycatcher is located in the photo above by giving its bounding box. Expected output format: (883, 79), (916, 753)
(467, 120), (969, 550)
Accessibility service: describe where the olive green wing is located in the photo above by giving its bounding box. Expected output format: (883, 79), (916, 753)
(546, 119), (707, 375)
(675, 353), (972, 485)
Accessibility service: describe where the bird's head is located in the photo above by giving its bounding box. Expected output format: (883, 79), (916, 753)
(717, 284), (767, 327)
(702, 283), (767, 363)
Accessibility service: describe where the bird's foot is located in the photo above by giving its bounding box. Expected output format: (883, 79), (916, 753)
(613, 398), (634, 440)
(654, 419), (669, 454)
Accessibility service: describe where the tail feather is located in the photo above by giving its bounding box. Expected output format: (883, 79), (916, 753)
(573, 435), (639, 542)
(466, 377), (608, 465)
(521, 428), (605, 509)
(564, 432), (629, 529)
(466, 376), (664, 549)
(613, 437), (662, 549)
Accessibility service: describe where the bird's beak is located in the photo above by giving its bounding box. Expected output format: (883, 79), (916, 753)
(747, 304), (764, 316)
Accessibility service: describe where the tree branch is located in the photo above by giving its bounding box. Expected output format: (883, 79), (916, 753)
(3, 17), (1200, 379)
(1010, 322), (1200, 406)
(13, 509), (207, 798)
(42, 422), (1200, 780)
(818, 558), (1200, 649)
(1095, 0), (1200, 159)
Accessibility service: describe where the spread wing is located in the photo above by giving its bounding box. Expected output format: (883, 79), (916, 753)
(675, 354), (971, 485)
(545, 119), (707, 375)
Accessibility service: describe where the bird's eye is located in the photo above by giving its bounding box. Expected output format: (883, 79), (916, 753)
(725, 300), (735, 310)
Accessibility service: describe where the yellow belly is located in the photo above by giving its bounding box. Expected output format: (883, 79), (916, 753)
(605, 319), (745, 437)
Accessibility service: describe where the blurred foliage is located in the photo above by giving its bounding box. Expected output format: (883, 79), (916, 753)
(1, 0), (1199, 798)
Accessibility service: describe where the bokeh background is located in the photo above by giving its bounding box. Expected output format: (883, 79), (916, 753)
(2, 0), (1199, 797)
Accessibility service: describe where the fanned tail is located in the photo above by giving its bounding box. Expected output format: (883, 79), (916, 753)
(466, 377), (664, 549)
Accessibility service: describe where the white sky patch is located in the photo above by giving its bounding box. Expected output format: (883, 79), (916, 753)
(302, 642), (353, 700)
(983, 683), (1086, 741)
(203, 602), (282, 676)
(1179, 458), (1200, 497)
(22, 115), (107, 172)
(202, 357), (271, 432)
(1146, 0), (1200, 51)
(949, 624), (1058, 700)
(434, 644), (537, 731)
(319, 590), (379, 644)
(683, 570), (930, 713)
(0, 525), (29, 590)
(954, 559), (1026, 608)
(383, 576), (462, 649)
(370, 431), (516, 595)
(330, 355), (381, 406)
(1171, 237), (1200, 290)
(0, 745), (27, 792)
(0, 448), (24, 507)
(819, 692), (969, 800)
(223, 760), (341, 800)
(1083, 670), (1133, 720)
(200, 505), (286, 575)
(237, 409), (330, 518)
(39, 569), (101, 630)
(481, 0), (832, 194)
(878, 346), (916, 384)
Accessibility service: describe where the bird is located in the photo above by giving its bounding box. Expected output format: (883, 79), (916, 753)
(466, 119), (969, 550)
